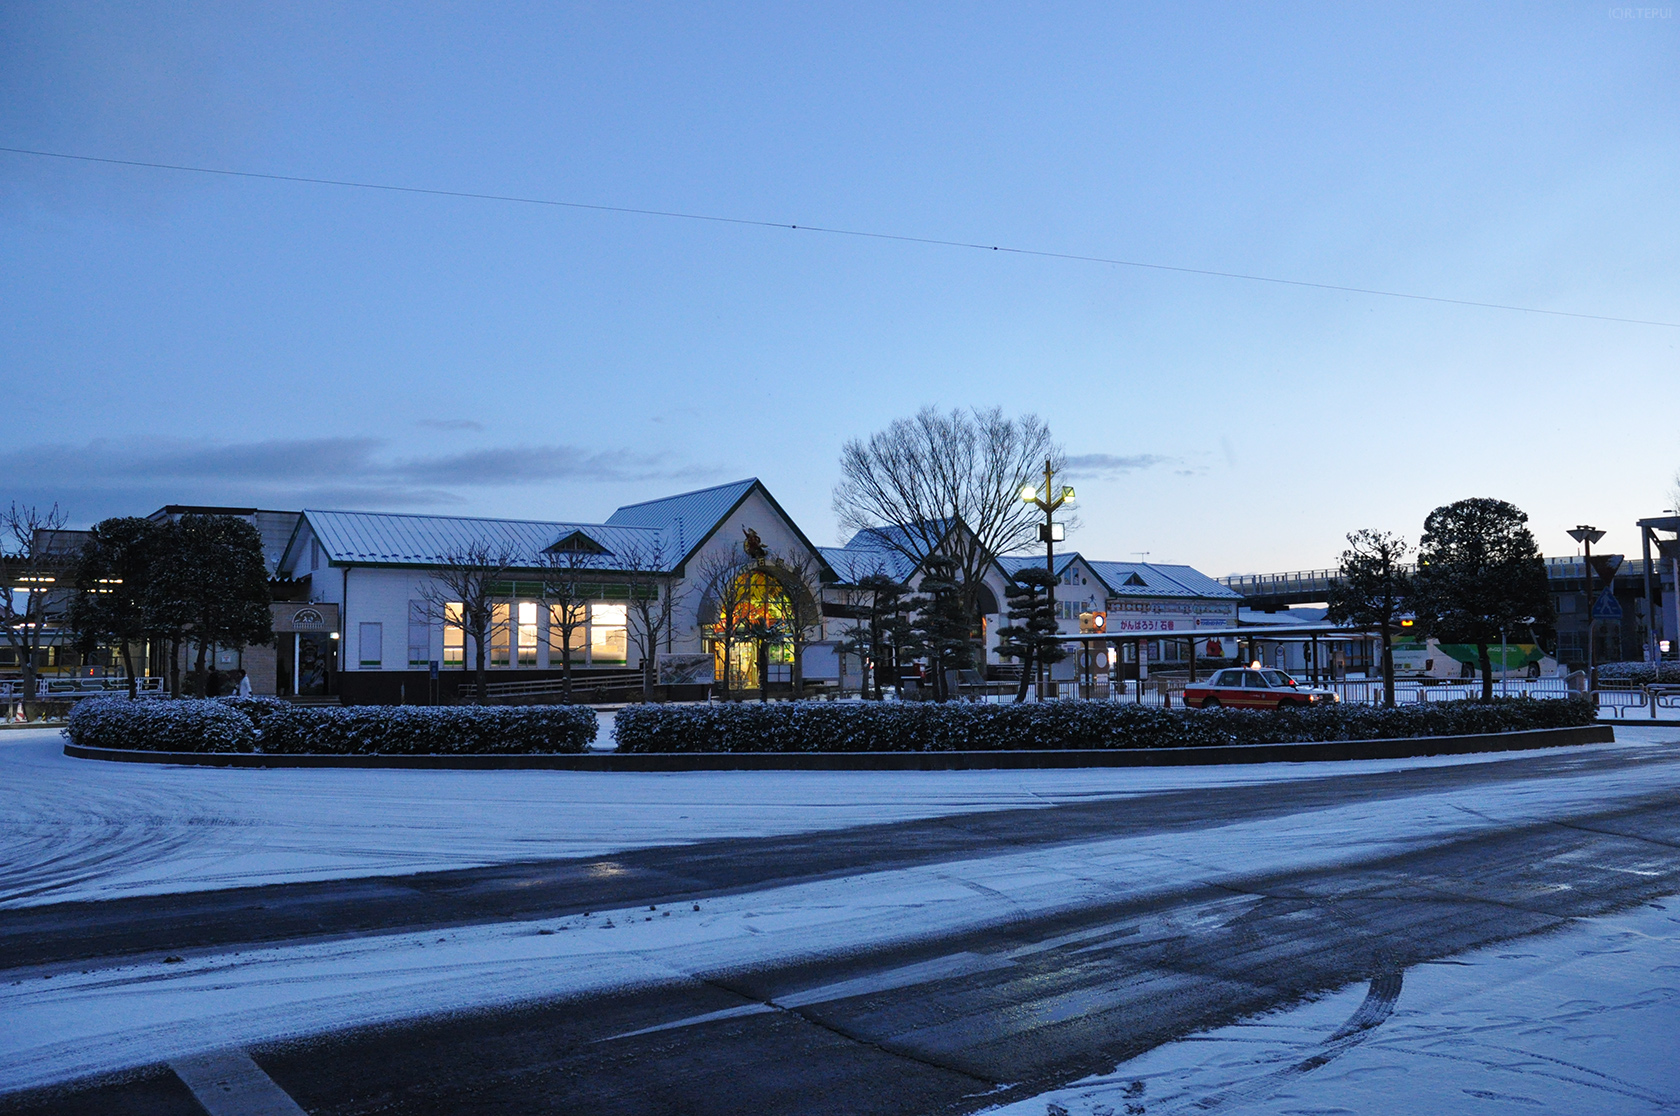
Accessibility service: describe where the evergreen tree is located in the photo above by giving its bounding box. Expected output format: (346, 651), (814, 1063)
(1326, 529), (1412, 708)
(69, 517), (163, 699)
(841, 573), (909, 700)
(149, 515), (274, 697)
(912, 555), (974, 701)
(1411, 498), (1553, 702)
(994, 566), (1065, 702)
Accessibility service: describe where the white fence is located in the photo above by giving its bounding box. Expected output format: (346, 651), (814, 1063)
(1, 676), (167, 700)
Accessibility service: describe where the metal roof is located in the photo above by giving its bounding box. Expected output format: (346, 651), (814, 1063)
(604, 479), (758, 547)
(998, 553), (1079, 578)
(819, 544), (919, 585)
(1086, 560), (1241, 600)
(291, 510), (666, 571)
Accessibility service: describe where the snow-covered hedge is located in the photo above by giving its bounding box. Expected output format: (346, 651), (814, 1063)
(257, 705), (597, 755)
(613, 697), (1597, 754)
(65, 697), (258, 753)
(65, 699), (597, 755)
(1597, 662), (1680, 684)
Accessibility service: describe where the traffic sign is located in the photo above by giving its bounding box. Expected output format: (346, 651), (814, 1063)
(1592, 588), (1623, 620)
(1589, 553), (1623, 583)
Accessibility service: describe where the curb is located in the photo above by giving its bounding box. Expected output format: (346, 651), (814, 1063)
(60, 724), (1614, 771)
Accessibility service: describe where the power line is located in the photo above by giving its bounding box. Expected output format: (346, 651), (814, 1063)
(5, 144), (1677, 330)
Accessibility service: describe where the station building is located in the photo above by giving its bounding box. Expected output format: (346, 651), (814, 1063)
(270, 478), (837, 702)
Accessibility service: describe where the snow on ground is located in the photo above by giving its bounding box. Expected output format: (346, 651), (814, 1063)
(4, 727), (1674, 909)
(4, 741), (1680, 1093)
(984, 900), (1680, 1115)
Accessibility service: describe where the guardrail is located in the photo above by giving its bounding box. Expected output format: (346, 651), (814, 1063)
(468, 671), (646, 702)
(1, 676), (166, 700)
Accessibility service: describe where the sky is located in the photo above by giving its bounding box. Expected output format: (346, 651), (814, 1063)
(2, 2), (1677, 574)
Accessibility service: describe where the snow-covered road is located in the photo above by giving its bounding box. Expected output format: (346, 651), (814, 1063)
(2, 727), (1677, 1112)
(987, 900), (1680, 1116)
(3, 727), (1668, 908)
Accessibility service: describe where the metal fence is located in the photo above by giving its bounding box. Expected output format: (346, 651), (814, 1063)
(2, 676), (167, 700)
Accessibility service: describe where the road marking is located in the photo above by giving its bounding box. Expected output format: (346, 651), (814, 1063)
(169, 1048), (308, 1116)
(597, 951), (1018, 1043)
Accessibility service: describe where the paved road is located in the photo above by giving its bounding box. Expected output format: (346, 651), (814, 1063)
(4, 740), (1679, 1114)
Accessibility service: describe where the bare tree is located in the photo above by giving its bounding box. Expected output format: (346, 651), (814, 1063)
(692, 545), (755, 701)
(416, 542), (516, 704)
(1, 503), (72, 704)
(620, 538), (683, 702)
(765, 550), (826, 696)
(833, 407), (1059, 630)
(537, 543), (596, 703)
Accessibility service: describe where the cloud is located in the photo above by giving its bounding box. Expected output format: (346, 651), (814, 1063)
(393, 446), (699, 486)
(0, 437), (717, 524)
(1062, 453), (1178, 479)
(415, 419), (486, 432)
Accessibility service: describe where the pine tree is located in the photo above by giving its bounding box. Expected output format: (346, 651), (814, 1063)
(1326, 529), (1411, 708)
(1411, 498), (1553, 702)
(912, 555), (974, 701)
(69, 517), (163, 699)
(995, 566), (1066, 702)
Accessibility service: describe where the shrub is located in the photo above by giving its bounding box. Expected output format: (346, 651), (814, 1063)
(256, 705), (597, 755)
(1598, 662), (1680, 684)
(63, 700), (596, 755)
(613, 696), (1597, 754)
(216, 695), (293, 725)
(65, 697), (257, 753)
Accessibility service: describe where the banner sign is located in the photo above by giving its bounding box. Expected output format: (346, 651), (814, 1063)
(1105, 597), (1237, 633)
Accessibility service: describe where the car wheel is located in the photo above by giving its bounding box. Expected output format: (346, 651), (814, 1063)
(1274, 699), (1295, 711)
(1202, 696), (1220, 709)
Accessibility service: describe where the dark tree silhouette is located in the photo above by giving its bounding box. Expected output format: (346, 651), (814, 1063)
(1327, 529), (1412, 708)
(1412, 498), (1553, 702)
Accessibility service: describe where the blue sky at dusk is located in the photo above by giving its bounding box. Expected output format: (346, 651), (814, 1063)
(3, 2), (1676, 572)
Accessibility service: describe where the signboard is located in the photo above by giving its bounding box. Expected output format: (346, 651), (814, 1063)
(1105, 597), (1237, 633)
(1589, 553), (1623, 583)
(1592, 588), (1623, 620)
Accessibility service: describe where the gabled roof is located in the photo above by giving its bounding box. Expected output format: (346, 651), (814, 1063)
(281, 478), (834, 580)
(998, 552), (1080, 579)
(605, 479), (758, 544)
(819, 544), (919, 585)
(843, 518), (959, 556)
(1085, 560), (1241, 600)
(282, 510), (663, 572)
(606, 478), (834, 579)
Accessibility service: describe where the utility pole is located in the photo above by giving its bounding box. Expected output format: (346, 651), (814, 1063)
(1568, 525), (1605, 693)
(1020, 459), (1073, 699)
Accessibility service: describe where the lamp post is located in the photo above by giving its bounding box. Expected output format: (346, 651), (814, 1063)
(1568, 525), (1605, 693)
(1021, 458), (1074, 699)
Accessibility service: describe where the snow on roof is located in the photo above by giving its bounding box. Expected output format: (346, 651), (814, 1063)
(1085, 560), (1241, 600)
(294, 510), (664, 570)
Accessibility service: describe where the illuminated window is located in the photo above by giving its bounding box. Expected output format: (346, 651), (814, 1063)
(517, 601), (538, 667)
(590, 602), (628, 664)
(548, 602), (587, 659)
(443, 603), (464, 667)
(491, 604), (511, 667)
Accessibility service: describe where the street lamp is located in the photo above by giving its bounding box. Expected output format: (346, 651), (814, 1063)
(1567, 525), (1605, 692)
(1022, 458), (1074, 698)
